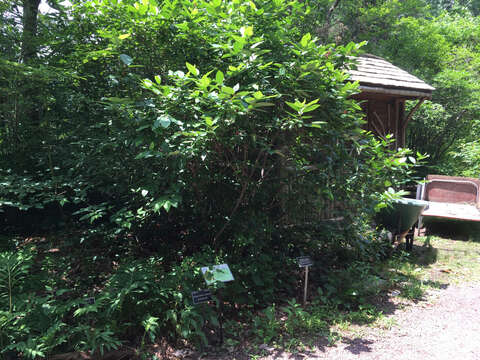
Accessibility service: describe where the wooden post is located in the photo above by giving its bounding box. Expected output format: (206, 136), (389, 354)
(394, 100), (399, 149)
(303, 266), (309, 305)
(403, 99), (425, 131)
(387, 100), (391, 142)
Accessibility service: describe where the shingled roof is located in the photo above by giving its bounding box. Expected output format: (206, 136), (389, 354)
(347, 54), (435, 99)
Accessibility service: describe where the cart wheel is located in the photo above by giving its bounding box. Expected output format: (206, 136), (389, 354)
(405, 233), (414, 252)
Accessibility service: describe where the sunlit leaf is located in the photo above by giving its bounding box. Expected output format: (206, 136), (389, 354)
(215, 70), (224, 84)
(186, 62), (199, 76)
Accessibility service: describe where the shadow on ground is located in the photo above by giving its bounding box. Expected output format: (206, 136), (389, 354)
(424, 220), (480, 241)
(342, 337), (374, 355)
(406, 241), (439, 266)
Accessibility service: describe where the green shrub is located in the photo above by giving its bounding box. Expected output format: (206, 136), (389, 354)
(0, 0), (425, 355)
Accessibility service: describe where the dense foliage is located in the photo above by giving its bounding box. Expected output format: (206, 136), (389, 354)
(1, 0), (479, 357)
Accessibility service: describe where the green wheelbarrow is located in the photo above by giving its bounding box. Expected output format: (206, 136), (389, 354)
(378, 198), (429, 251)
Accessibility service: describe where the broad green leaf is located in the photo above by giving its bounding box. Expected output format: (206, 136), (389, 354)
(285, 101), (300, 112)
(309, 121), (325, 128)
(253, 91), (264, 100)
(240, 26), (253, 37)
(304, 103), (320, 112)
(233, 40), (244, 53)
(198, 75), (211, 88)
(142, 79), (154, 88)
(221, 86), (234, 95)
(250, 102), (274, 108)
(158, 115), (171, 128)
(300, 33), (311, 47)
(119, 54), (133, 65)
(163, 201), (171, 212)
(215, 70), (224, 84)
(186, 62), (199, 76)
(153, 115), (173, 130)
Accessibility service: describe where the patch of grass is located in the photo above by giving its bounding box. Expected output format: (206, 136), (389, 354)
(408, 235), (480, 284)
(399, 280), (424, 300)
(372, 234), (480, 303)
(330, 304), (385, 331)
(375, 315), (397, 330)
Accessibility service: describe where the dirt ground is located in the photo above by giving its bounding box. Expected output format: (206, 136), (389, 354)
(260, 282), (480, 360)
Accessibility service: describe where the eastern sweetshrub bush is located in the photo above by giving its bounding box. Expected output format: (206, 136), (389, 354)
(0, 0), (422, 356)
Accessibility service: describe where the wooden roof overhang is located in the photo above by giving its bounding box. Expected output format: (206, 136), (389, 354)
(348, 54), (435, 100)
(346, 54), (435, 147)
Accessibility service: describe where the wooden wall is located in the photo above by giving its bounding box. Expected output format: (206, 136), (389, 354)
(357, 95), (407, 149)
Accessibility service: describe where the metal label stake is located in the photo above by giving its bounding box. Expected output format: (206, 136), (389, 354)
(303, 265), (309, 305)
(297, 256), (313, 305)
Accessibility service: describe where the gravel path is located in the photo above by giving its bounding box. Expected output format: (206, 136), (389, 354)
(264, 282), (480, 360)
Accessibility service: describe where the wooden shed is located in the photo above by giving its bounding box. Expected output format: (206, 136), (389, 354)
(347, 54), (435, 148)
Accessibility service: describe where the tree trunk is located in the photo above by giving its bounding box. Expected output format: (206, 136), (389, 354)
(21, 0), (41, 127)
(319, 0), (341, 41)
(21, 0), (41, 63)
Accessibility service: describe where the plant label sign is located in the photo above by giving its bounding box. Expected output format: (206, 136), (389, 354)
(297, 256), (313, 268)
(192, 289), (213, 305)
(201, 264), (234, 285)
